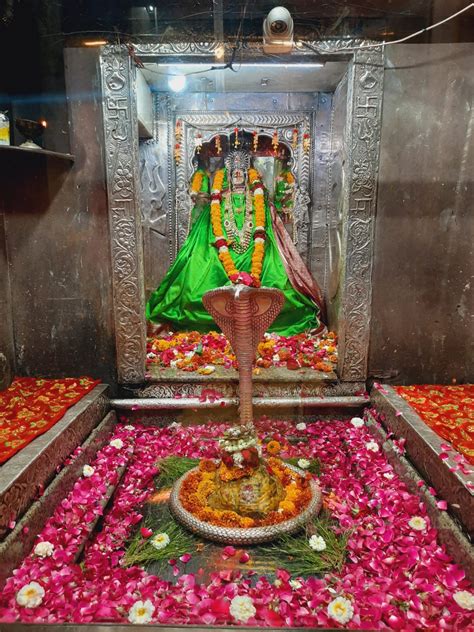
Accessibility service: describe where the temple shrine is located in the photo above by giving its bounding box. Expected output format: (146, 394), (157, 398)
(0, 1), (473, 629)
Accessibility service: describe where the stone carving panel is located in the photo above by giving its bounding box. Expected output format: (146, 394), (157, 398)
(139, 140), (170, 288)
(338, 46), (384, 381)
(133, 39), (368, 58)
(100, 45), (146, 383)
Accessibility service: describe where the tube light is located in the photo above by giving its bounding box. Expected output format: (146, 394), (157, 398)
(237, 62), (324, 68)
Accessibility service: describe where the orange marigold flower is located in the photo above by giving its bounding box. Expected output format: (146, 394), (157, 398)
(199, 459), (218, 473)
(279, 500), (296, 513)
(267, 440), (281, 455)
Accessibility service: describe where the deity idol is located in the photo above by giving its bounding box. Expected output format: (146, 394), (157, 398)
(146, 147), (325, 336)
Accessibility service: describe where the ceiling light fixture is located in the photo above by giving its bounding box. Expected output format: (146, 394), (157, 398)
(238, 62), (324, 68)
(168, 75), (186, 92)
(83, 40), (108, 47)
(215, 44), (225, 61)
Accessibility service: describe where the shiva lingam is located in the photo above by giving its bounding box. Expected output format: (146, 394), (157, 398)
(169, 285), (321, 544)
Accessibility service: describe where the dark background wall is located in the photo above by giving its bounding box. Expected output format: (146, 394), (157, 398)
(369, 43), (474, 385)
(0, 49), (116, 386)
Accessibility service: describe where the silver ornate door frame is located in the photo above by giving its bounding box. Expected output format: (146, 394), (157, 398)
(99, 41), (384, 384)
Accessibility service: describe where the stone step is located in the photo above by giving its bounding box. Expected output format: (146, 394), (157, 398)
(0, 409), (117, 589)
(134, 368), (363, 400)
(112, 395), (368, 410)
(365, 412), (474, 585)
(0, 384), (109, 537)
(370, 384), (474, 539)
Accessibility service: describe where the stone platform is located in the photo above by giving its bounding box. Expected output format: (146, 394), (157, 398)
(114, 367), (368, 425)
(0, 386), (113, 587)
(132, 365), (365, 402)
(370, 384), (474, 540)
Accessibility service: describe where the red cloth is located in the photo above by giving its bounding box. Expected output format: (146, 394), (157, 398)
(270, 203), (326, 330)
(0, 377), (101, 464)
(395, 384), (474, 464)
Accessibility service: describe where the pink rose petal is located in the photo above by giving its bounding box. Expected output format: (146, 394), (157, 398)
(140, 527), (153, 538)
(180, 553), (192, 563)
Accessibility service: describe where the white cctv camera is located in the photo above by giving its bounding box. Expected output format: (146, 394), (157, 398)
(263, 6), (294, 54)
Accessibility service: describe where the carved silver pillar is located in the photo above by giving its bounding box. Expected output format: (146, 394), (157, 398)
(336, 46), (384, 381)
(99, 45), (146, 383)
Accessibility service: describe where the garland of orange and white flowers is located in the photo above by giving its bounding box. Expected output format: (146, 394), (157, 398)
(210, 167), (266, 287)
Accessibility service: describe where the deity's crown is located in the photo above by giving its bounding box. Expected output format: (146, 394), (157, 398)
(225, 149), (251, 172)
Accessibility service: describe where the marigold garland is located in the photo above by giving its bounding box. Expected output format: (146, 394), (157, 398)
(179, 457), (312, 529)
(190, 170), (204, 194)
(210, 168), (266, 287)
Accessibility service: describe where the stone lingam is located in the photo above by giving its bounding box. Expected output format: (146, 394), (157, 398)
(169, 285), (322, 544)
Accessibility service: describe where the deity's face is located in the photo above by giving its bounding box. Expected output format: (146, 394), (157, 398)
(231, 167), (246, 191)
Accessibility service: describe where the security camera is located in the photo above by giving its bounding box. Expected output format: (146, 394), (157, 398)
(263, 7), (294, 54)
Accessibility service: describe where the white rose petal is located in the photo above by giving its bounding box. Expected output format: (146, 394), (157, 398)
(230, 595), (256, 623)
(16, 582), (45, 608)
(272, 354), (280, 362)
(297, 458), (311, 470)
(327, 596), (354, 624)
(453, 590), (474, 610)
(296, 422), (307, 431)
(409, 516), (427, 531)
(366, 441), (379, 452)
(351, 417), (365, 428)
(124, 425), (135, 430)
(233, 451), (244, 467)
(33, 541), (54, 558)
(146, 352), (156, 359)
(289, 579), (303, 590)
(128, 599), (155, 624)
(150, 532), (170, 550)
(110, 438), (124, 449)
(82, 464), (94, 478)
(309, 535), (327, 551)
(383, 472), (395, 480)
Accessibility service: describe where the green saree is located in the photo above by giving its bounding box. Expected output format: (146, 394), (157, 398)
(146, 194), (320, 336)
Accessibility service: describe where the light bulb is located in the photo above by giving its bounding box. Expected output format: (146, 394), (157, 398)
(168, 75), (186, 92)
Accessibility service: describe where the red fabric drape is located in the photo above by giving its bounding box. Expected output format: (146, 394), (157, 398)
(270, 203), (327, 332)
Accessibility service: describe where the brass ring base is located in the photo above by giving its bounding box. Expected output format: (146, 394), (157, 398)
(169, 463), (322, 545)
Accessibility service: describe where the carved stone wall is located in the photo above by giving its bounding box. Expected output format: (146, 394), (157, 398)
(100, 46), (147, 383)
